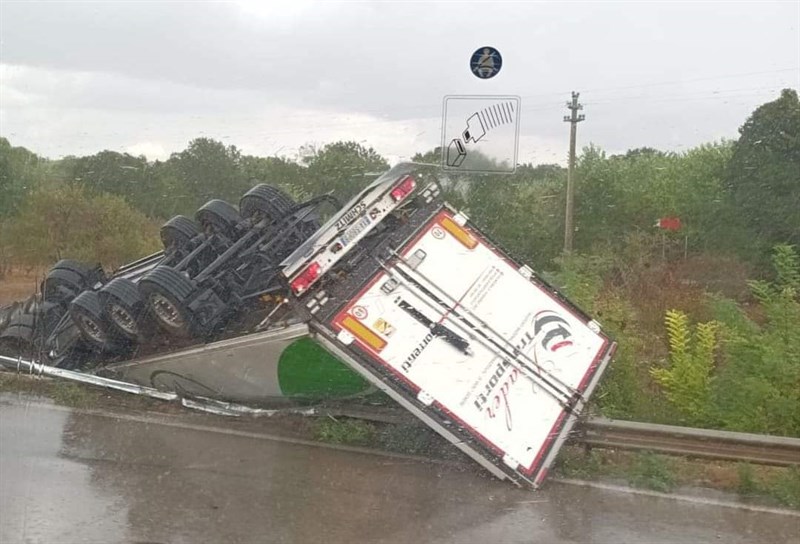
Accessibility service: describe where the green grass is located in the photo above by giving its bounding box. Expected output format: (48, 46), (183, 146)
(0, 371), (102, 408)
(737, 464), (800, 509)
(50, 381), (99, 408)
(771, 467), (800, 508)
(737, 463), (758, 495)
(554, 447), (608, 479)
(627, 452), (677, 492)
(313, 417), (376, 446)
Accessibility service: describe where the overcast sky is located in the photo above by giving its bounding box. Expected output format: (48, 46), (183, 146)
(1, 1), (798, 165)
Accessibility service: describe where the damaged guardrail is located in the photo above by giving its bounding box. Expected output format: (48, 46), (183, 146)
(3, 354), (797, 468)
(0, 354), (315, 417)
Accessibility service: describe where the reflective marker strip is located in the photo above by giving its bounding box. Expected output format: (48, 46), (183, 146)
(341, 315), (387, 352)
(440, 217), (478, 249)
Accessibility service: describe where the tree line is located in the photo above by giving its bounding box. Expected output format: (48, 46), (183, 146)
(1, 89), (796, 270)
(0, 89), (797, 435)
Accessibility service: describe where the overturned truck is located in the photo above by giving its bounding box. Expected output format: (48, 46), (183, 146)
(0, 163), (615, 488)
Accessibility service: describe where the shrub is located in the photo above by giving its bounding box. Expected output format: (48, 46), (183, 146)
(651, 310), (718, 425)
(3, 183), (160, 270)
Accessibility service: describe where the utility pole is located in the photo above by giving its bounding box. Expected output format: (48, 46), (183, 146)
(563, 91), (585, 254)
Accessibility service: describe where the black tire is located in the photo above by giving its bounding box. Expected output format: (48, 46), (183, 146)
(0, 301), (68, 360)
(0, 302), (20, 330)
(42, 268), (85, 305)
(69, 290), (117, 351)
(240, 184), (296, 222)
(160, 215), (201, 251)
(99, 277), (147, 340)
(138, 266), (199, 337)
(195, 199), (242, 240)
(5, 312), (35, 330)
(52, 259), (106, 286)
(0, 324), (34, 358)
(0, 310), (39, 357)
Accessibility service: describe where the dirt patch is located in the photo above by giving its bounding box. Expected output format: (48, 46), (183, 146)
(0, 269), (44, 306)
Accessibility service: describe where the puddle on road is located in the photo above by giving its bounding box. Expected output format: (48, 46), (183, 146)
(0, 394), (131, 543)
(1, 393), (797, 544)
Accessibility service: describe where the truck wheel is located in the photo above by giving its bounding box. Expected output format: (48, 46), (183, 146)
(240, 184), (296, 222)
(196, 199), (242, 240)
(69, 291), (117, 351)
(139, 266), (198, 337)
(0, 322), (34, 358)
(52, 259), (107, 287)
(99, 277), (147, 340)
(160, 215), (201, 251)
(42, 268), (86, 306)
(0, 301), (20, 330)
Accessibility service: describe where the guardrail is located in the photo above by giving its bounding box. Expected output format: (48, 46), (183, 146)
(321, 405), (800, 467)
(3, 361), (798, 467)
(573, 417), (800, 467)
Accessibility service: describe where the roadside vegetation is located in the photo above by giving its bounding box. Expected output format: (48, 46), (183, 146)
(554, 445), (800, 509)
(1, 89), (798, 438)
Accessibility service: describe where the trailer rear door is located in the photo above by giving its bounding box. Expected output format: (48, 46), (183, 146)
(316, 207), (615, 487)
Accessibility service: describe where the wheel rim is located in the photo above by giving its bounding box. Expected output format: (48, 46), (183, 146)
(150, 293), (186, 330)
(78, 314), (106, 344)
(109, 303), (139, 336)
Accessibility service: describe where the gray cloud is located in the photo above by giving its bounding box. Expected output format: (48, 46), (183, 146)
(1, 1), (798, 162)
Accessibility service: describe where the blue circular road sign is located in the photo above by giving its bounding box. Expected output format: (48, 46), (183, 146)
(470, 46), (502, 79)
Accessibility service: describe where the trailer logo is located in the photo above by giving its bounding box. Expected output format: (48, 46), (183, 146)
(335, 202), (367, 230)
(474, 311), (575, 431)
(534, 310), (574, 353)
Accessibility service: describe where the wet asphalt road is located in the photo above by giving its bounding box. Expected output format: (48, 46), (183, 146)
(1, 394), (798, 544)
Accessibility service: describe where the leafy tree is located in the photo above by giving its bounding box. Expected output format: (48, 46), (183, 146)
(300, 141), (388, 201)
(465, 163), (566, 266)
(410, 148), (441, 165)
(727, 89), (800, 250)
(0, 137), (48, 216)
(240, 155), (309, 201)
(0, 143), (15, 216)
(2, 184), (160, 270)
(68, 150), (152, 207)
(165, 137), (246, 206)
(575, 142), (736, 255)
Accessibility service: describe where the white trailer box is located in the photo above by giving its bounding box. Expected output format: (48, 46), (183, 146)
(301, 192), (616, 488)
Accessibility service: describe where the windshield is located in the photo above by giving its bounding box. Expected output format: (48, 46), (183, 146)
(1, 2), (799, 543)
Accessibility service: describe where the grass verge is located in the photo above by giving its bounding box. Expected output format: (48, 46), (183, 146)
(553, 445), (800, 509)
(313, 417), (376, 446)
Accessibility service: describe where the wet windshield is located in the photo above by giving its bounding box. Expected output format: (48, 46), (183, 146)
(1, 2), (799, 543)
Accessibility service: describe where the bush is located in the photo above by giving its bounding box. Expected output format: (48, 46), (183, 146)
(650, 310), (718, 426)
(710, 246), (800, 436)
(2, 183), (160, 270)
